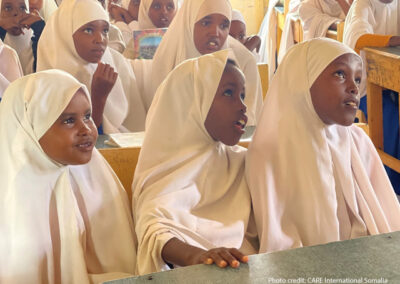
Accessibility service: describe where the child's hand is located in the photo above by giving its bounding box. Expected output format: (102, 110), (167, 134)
(192, 247), (248, 268)
(18, 12), (43, 29)
(91, 62), (118, 100)
(0, 16), (22, 34)
(244, 35), (262, 53)
(109, 4), (134, 24)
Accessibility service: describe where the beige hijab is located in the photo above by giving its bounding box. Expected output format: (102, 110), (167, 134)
(0, 69), (136, 283)
(37, 0), (146, 133)
(133, 50), (256, 275)
(0, 39), (23, 96)
(150, 0), (262, 125)
(246, 38), (400, 253)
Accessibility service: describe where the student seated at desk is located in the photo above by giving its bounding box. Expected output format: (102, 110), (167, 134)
(299, 0), (351, 41)
(37, 0), (147, 134)
(229, 9), (261, 61)
(246, 38), (400, 253)
(149, 0), (263, 126)
(0, 0), (45, 74)
(344, 0), (400, 194)
(0, 70), (136, 283)
(133, 50), (258, 275)
(0, 38), (23, 97)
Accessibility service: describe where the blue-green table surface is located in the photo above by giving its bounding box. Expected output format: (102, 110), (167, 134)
(105, 231), (400, 284)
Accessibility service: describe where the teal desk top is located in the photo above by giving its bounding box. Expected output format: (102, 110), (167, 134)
(105, 232), (400, 284)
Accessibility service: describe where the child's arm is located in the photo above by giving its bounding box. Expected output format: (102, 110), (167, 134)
(244, 35), (262, 53)
(91, 63), (118, 127)
(161, 237), (249, 269)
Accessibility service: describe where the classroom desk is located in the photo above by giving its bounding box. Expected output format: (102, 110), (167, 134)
(105, 231), (400, 284)
(364, 47), (400, 173)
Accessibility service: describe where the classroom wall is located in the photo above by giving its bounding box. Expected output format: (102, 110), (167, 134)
(230, 0), (268, 35)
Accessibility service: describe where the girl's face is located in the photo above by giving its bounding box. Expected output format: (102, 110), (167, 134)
(204, 63), (247, 146)
(148, 0), (176, 28)
(29, 0), (42, 13)
(229, 20), (246, 44)
(310, 53), (362, 126)
(193, 13), (230, 55)
(73, 20), (109, 63)
(1, 0), (27, 35)
(128, 0), (140, 20)
(39, 89), (98, 165)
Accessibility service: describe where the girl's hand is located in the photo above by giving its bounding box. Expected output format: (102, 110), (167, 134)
(91, 62), (118, 100)
(0, 16), (22, 33)
(18, 12), (42, 29)
(191, 247), (249, 268)
(244, 35), (262, 53)
(109, 4), (133, 24)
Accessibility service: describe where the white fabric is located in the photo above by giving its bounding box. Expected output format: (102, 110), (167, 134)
(39, 0), (58, 21)
(114, 19), (139, 44)
(231, 9), (245, 24)
(108, 23), (126, 52)
(0, 0), (35, 74)
(299, 0), (345, 41)
(133, 50), (257, 275)
(246, 38), (400, 254)
(0, 39), (23, 83)
(0, 69), (136, 283)
(343, 0), (399, 96)
(258, 0), (279, 80)
(37, 0), (146, 133)
(150, 0), (262, 126)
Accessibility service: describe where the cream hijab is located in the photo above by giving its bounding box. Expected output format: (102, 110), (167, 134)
(38, 0), (58, 21)
(133, 50), (256, 275)
(0, 69), (136, 283)
(299, 0), (345, 41)
(0, 39), (23, 96)
(37, 0), (146, 133)
(0, 0), (34, 74)
(246, 38), (400, 254)
(150, 0), (262, 125)
(138, 0), (178, 29)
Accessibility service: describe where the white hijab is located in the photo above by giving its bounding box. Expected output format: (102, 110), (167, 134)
(0, 39), (23, 96)
(39, 0), (58, 21)
(138, 0), (178, 29)
(0, 69), (136, 283)
(1, 0), (34, 74)
(299, 0), (345, 41)
(150, 0), (262, 125)
(133, 50), (256, 275)
(246, 38), (400, 254)
(37, 0), (146, 133)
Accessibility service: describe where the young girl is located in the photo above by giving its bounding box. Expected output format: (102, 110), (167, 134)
(0, 0), (45, 74)
(344, 0), (400, 194)
(299, 0), (351, 41)
(110, 0), (140, 44)
(0, 69), (136, 283)
(229, 9), (261, 60)
(150, 0), (263, 126)
(246, 38), (400, 253)
(122, 0), (178, 59)
(132, 50), (258, 275)
(0, 38), (23, 97)
(37, 0), (146, 134)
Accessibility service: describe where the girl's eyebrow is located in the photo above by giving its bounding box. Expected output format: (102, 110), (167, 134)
(59, 113), (77, 118)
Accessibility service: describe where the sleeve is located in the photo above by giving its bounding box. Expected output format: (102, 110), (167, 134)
(354, 34), (392, 54)
(30, 20), (45, 72)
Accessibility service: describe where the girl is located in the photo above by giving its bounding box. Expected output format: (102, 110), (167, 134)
(344, 0), (400, 194)
(28, 0), (57, 21)
(0, 38), (23, 97)
(132, 50), (258, 275)
(150, 0), (263, 126)
(246, 38), (400, 253)
(110, 0), (140, 44)
(37, 0), (146, 134)
(122, 0), (178, 59)
(0, 0), (45, 74)
(299, 0), (351, 41)
(0, 69), (136, 283)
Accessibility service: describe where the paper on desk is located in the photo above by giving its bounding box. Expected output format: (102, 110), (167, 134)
(105, 132), (145, 148)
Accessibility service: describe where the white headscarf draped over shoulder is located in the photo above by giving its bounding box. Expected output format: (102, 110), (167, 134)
(0, 70), (136, 283)
(138, 0), (178, 29)
(299, 0), (345, 41)
(133, 50), (256, 275)
(37, 0), (146, 133)
(0, 39), (23, 96)
(246, 38), (400, 254)
(0, 0), (34, 74)
(150, 0), (262, 126)
(343, 0), (399, 49)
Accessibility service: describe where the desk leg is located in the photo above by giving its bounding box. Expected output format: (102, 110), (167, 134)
(367, 82), (383, 150)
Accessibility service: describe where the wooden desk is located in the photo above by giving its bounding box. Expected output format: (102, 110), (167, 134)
(364, 47), (400, 173)
(105, 231), (400, 284)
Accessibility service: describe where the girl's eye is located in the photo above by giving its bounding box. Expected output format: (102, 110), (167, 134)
(4, 5), (12, 11)
(355, 77), (361, 85)
(103, 28), (109, 34)
(240, 92), (245, 100)
(152, 3), (160, 9)
(220, 22), (230, 30)
(201, 20), (211, 27)
(20, 5), (26, 11)
(63, 117), (75, 124)
(84, 113), (91, 120)
(334, 70), (345, 79)
(84, 28), (93, 34)
(223, 89), (233, 97)
(167, 3), (174, 10)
